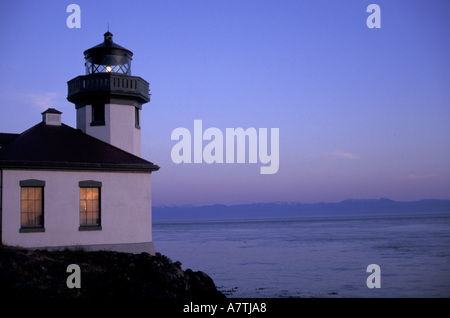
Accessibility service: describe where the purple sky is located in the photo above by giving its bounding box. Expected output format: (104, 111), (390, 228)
(0, 0), (449, 206)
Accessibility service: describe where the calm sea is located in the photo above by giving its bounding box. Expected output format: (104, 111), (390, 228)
(153, 213), (450, 298)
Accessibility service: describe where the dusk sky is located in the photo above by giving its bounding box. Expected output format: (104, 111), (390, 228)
(0, 0), (449, 206)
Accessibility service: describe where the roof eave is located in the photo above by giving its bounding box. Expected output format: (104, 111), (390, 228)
(0, 161), (160, 173)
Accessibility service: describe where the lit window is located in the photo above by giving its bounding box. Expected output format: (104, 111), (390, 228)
(79, 181), (102, 230)
(20, 179), (45, 232)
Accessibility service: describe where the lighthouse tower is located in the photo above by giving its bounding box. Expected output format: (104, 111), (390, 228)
(67, 31), (150, 156)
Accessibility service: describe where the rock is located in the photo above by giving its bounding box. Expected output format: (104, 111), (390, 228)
(0, 245), (226, 299)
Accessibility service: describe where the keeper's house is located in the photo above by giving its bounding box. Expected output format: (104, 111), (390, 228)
(0, 32), (159, 254)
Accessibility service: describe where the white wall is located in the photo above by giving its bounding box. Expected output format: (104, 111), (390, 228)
(1, 169), (152, 250)
(77, 104), (141, 156)
(83, 104), (111, 147)
(109, 104), (141, 157)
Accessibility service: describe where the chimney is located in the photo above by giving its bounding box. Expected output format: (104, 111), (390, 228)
(42, 108), (62, 126)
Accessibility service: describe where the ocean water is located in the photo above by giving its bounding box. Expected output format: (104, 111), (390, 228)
(153, 213), (450, 298)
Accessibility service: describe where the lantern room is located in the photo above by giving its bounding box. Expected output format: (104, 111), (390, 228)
(83, 31), (133, 75)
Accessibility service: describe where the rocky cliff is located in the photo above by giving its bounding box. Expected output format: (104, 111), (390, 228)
(0, 245), (225, 299)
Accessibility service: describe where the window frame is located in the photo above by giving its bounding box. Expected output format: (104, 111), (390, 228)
(79, 180), (102, 231)
(19, 179), (45, 233)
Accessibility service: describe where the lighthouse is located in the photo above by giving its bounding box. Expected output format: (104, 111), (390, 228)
(67, 31), (150, 156)
(0, 31), (158, 254)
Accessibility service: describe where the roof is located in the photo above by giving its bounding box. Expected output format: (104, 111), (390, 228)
(84, 32), (133, 60)
(0, 133), (20, 148)
(42, 108), (62, 114)
(0, 122), (159, 172)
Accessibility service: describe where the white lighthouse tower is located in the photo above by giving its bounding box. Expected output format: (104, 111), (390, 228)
(67, 31), (150, 156)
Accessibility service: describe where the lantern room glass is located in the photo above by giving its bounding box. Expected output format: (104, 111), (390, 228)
(85, 54), (131, 75)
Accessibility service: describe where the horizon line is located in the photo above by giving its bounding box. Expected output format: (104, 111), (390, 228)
(154, 197), (450, 208)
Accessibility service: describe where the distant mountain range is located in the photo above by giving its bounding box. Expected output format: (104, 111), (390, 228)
(153, 198), (450, 222)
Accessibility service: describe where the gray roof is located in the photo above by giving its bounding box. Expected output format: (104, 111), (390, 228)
(0, 122), (159, 172)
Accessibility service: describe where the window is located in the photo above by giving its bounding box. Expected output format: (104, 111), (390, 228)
(91, 104), (105, 126)
(20, 180), (45, 232)
(79, 181), (102, 230)
(135, 107), (140, 129)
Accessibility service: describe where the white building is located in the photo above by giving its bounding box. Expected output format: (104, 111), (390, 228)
(0, 32), (159, 254)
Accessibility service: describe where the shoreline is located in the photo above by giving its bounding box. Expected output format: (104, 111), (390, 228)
(0, 244), (225, 299)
